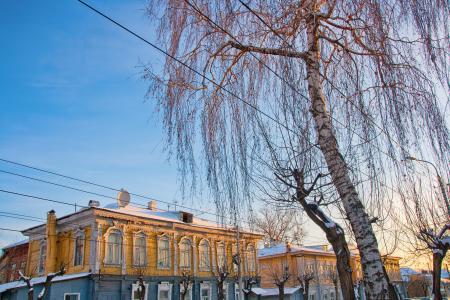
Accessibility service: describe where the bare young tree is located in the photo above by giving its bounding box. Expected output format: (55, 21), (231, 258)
(212, 266), (229, 300)
(134, 268), (147, 300)
(19, 265), (65, 300)
(260, 260), (291, 300)
(145, 0), (450, 297)
(242, 276), (258, 300)
(254, 206), (306, 246)
(180, 271), (194, 300)
(297, 270), (314, 300)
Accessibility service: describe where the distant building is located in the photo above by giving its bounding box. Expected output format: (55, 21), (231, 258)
(0, 240), (28, 284)
(257, 243), (403, 300)
(0, 190), (263, 300)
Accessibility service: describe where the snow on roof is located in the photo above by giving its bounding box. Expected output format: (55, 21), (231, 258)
(251, 287), (301, 296)
(0, 272), (90, 294)
(99, 203), (260, 235)
(100, 203), (224, 229)
(258, 243), (336, 258)
(400, 267), (419, 276)
(2, 239), (28, 250)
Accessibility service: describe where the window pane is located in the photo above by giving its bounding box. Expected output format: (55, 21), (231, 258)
(64, 295), (79, 300)
(158, 237), (170, 268)
(159, 290), (169, 300)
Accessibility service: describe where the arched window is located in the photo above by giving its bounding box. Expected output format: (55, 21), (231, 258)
(133, 232), (146, 266)
(106, 229), (122, 264)
(217, 242), (226, 270)
(74, 231), (85, 266)
(246, 244), (256, 272)
(157, 235), (170, 269)
(179, 238), (191, 270)
(199, 239), (210, 271)
(38, 240), (46, 274)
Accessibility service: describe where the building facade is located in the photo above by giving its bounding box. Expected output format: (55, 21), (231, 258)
(257, 243), (402, 300)
(0, 240), (28, 284)
(0, 191), (263, 300)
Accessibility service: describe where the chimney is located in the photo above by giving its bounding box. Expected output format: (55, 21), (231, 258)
(46, 210), (57, 273)
(286, 242), (292, 252)
(88, 200), (100, 207)
(148, 200), (157, 211)
(179, 212), (193, 223)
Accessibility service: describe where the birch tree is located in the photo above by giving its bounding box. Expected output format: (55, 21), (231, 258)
(145, 0), (450, 297)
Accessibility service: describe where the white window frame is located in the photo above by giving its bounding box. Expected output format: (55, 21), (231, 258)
(63, 293), (80, 300)
(330, 290), (336, 300)
(180, 283), (193, 300)
(223, 282), (228, 300)
(104, 228), (123, 265)
(73, 230), (85, 267)
(323, 289), (329, 300)
(38, 240), (46, 274)
(234, 284), (240, 300)
(158, 282), (172, 300)
(200, 282), (211, 300)
(309, 290), (316, 300)
(157, 234), (171, 269)
(133, 231), (147, 267)
(198, 239), (211, 271)
(179, 237), (192, 270)
(131, 281), (149, 300)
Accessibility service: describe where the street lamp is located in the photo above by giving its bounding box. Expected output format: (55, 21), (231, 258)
(405, 156), (450, 217)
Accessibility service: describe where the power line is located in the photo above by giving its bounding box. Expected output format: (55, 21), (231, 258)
(0, 227), (22, 233)
(73, 0), (413, 215)
(76, 0), (296, 138)
(0, 158), (230, 224)
(0, 211), (44, 220)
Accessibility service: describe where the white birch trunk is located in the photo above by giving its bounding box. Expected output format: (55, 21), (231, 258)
(305, 18), (389, 299)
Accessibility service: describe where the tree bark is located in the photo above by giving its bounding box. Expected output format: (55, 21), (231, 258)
(432, 251), (444, 300)
(292, 170), (355, 300)
(304, 15), (390, 299)
(217, 280), (224, 300)
(278, 283), (284, 300)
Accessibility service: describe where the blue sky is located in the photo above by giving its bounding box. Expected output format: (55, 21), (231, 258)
(0, 0), (215, 247)
(0, 0), (328, 248)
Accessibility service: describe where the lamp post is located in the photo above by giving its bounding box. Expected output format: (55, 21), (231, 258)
(405, 156), (450, 217)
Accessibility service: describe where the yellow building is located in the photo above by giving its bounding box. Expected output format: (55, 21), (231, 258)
(257, 243), (402, 300)
(19, 190), (263, 300)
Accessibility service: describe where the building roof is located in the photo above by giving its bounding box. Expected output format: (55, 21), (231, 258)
(250, 287), (301, 296)
(21, 200), (262, 237)
(0, 272), (90, 294)
(258, 243), (337, 258)
(2, 239), (28, 250)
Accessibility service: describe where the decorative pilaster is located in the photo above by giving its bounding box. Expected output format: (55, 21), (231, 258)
(89, 222), (98, 272)
(211, 239), (216, 271)
(241, 239), (246, 274)
(192, 236), (197, 275)
(94, 223), (102, 274)
(121, 225), (127, 275)
(173, 233), (178, 275)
